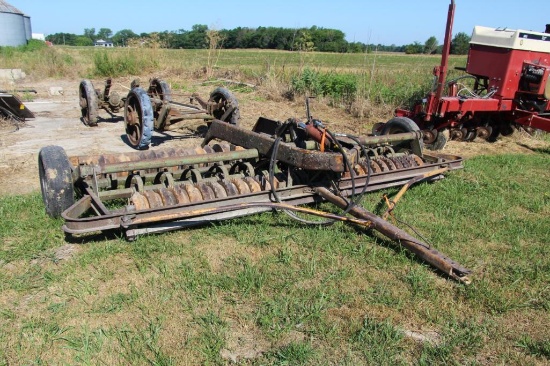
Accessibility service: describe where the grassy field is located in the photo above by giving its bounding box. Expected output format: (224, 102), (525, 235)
(1, 45), (549, 364)
(0, 153), (549, 365)
(0, 45), (468, 113)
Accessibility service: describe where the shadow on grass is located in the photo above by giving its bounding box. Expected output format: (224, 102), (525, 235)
(517, 143), (550, 155)
(64, 230), (125, 244)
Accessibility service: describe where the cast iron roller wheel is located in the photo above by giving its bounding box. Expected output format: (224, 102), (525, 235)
(38, 145), (75, 218)
(148, 78), (172, 102)
(124, 87), (154, 150)
(208, 87), (240, 126)
(79, 79), (99, 126)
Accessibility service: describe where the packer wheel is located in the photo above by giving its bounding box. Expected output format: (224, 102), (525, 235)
(38, 145), (74, 218)
(208, 87), (240, 126)
(79, 79), (99, 126)
(124, 87), (154, 149)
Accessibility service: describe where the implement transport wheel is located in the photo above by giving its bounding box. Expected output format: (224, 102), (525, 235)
(148, 78), (172, 102)
(79, 80), (99, 126)
(38, 145), (74, 218)
(381, 117), (423, 150)
(208, 87), (240, 126)
(381, 117), (420, 135)
(125, 87), (154, 150)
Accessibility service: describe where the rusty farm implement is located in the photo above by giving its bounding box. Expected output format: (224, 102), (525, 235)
(78, 78), (240, 149)
(39, 110), (470, 282)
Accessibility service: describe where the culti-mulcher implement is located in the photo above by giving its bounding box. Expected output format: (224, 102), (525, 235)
(39, 113), (471, 282)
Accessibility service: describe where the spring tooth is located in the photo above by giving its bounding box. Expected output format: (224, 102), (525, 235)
(195, 182), (216, 201)
(156, 187), (178, 206)
(244, 177), (262, 193)
(208, 182), (228, 198)
(130, 192), (149, 210)
(143, 190), (163, 208)
(171, 185), (190, 204)
(184, 184), (203, 202)
(231, 178), (251, 194)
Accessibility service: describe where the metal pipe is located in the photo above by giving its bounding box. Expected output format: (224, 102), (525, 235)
(435, 0), (456, 102)
(314, 187), (471, 283)
(78, 149), (260, 176)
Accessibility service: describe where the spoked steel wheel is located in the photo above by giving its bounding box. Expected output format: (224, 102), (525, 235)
(79, 80), (99, 126)
(124, 87), (154, 149)
(148, 78), (172, 102)
(208, 87), (240, 126)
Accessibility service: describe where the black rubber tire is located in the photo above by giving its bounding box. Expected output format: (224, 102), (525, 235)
(381, 117), (423, 151)
(124, 87), (154, 150)
(208, 87), (240, 126)
(499, 122), (515, 136)
(381, 117), (420, 135)
(38, 145), (74, 218)
(426, 129), (449, 150)
(148, 78), (172, 102)
(79, 80), (99, 126)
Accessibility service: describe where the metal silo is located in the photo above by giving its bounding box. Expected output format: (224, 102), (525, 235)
(23, 15), (32, 41)
(0, 0), (29, 47)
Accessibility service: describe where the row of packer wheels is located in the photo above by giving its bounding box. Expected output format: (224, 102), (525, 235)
(130, 177), (268, 210)
(353, 154), (424, 176)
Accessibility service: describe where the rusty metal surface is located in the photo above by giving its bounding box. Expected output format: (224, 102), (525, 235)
(203, 120), (360, 172)
(61, 150), (463, 236)
(315, 187), (471, 283)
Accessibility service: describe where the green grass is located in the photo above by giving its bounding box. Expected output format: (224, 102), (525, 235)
(1, 153), (549, 364)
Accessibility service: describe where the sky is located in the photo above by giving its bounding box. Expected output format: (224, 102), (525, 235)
(7, 0), (550, 46)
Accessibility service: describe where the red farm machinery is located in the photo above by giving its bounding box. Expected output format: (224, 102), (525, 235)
(377, 0), (550, 149)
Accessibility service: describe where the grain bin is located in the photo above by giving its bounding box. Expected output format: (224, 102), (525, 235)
(0, 0), (31, 47)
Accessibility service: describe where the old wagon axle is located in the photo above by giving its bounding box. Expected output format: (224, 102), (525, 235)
(78, 77), (240, 149)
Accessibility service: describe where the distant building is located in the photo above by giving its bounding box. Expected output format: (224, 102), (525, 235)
(94, 39), (114, 47)
(32, 33), (45, 41)
(0, 0), (32, 47)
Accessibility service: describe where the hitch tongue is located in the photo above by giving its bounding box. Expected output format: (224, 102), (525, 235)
(315, 187), (471, 284)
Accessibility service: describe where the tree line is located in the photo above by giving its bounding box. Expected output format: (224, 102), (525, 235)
(45, 25), (471, 54)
